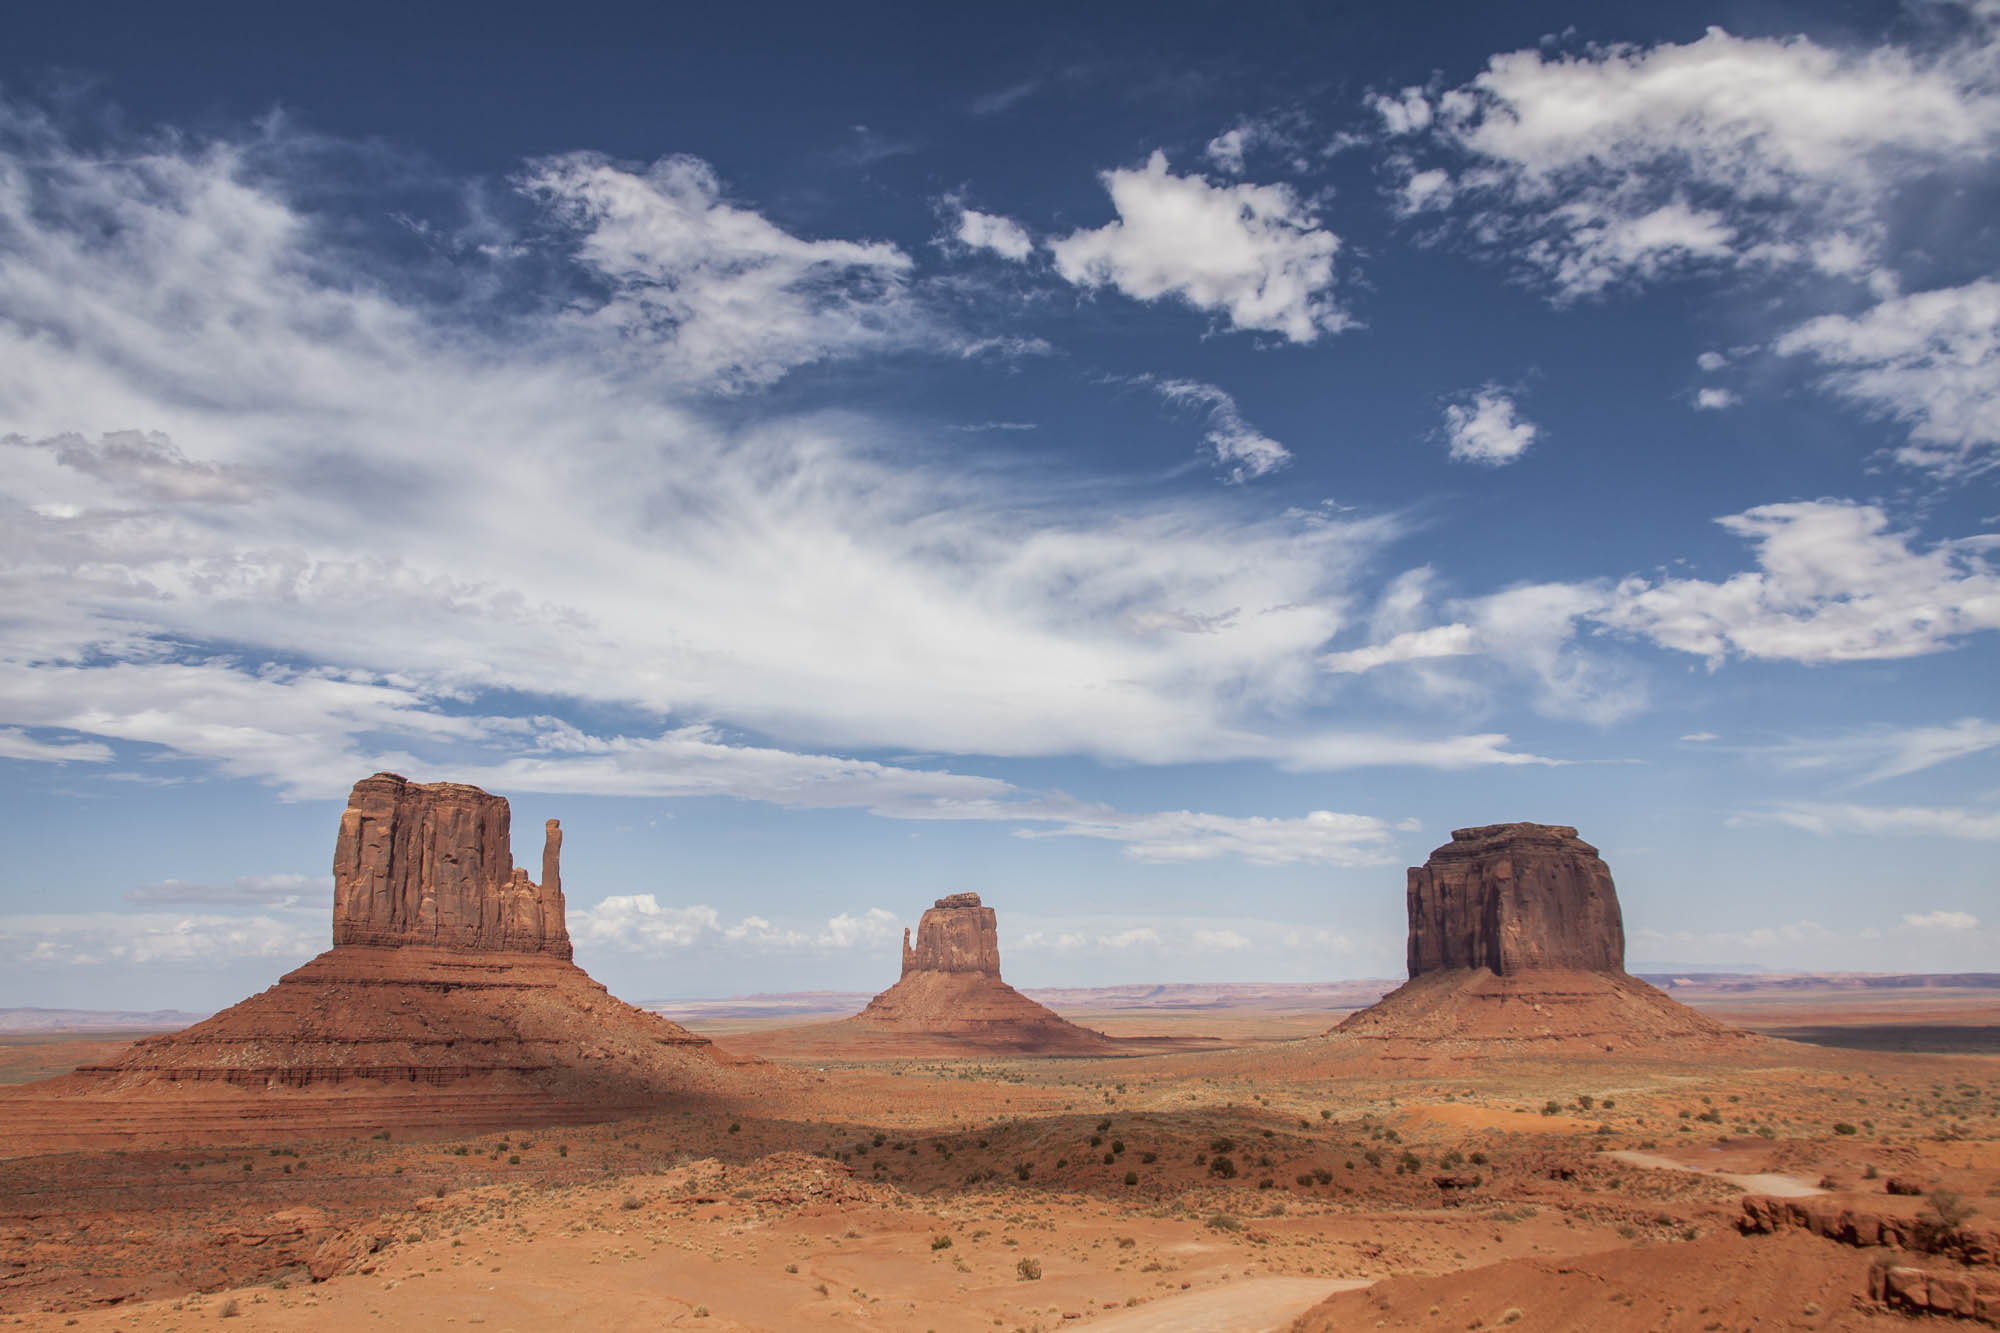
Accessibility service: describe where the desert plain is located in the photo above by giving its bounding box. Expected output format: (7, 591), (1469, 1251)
(1, 786), (1995, 1333)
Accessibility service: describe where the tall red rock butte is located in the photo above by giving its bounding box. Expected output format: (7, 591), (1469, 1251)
(1332, 823), (1749, 1052)
(850, 893), (1115, 1054)
(25, 774), (764, 1145)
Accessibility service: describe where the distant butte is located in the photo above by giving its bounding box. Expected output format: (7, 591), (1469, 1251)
(1331, 822), (1752, 1052)
(21, 774), (766, 1145)
(849, 893), (1117, 1055)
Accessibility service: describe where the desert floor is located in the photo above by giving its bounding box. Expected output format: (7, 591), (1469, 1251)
(2, 984), (1996, 1332)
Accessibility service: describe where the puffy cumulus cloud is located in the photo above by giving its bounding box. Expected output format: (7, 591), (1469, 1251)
(1049, 152), (1348, 342)
(1732, 800), (2000, 840)
(1191, 927), (1252, 951)
(520, 152), (919, 392)
(952, 205), (1034, 261)
(0, 105), (1561, 797)
(1597, 501), (2000, 665)
(1014, 806), (1400, 867)
(570, 896), (904, 954)
(1694, 388), (1741, 410)
(0, 912), (321, 967)
(1776, 279), (2000, 477)
(1331, 500), (2000, 720)
(1375, 26), (2000, 298)
(1145, 378), (1292, 481)
(126, 873), (330, 907)
(1442, 387), (1538, 465)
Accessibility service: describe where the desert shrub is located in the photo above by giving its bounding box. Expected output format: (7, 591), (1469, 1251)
(508, 1154), (520, 1164)
(1139, 1151), (1157, 1164)
(1204, 1213), (1242, 1231)
(1210, 1136), (1235, 1153)
(1102, 1153), (1115, 1165)
(1123, 1171), (1138, 1186)
(1014, 1162), (1031, 1180)
(1313, 1168), (1332, 1185)
(1016, 1258), (1042, 1281)
(1469, 1151), (1488, 1165)
(930, 1234), (952, 1250)
(218, 1298), (240, 1318)
(1321, 1109), (1333, 1120)
(1918, 1188), (1980, 1254)
(1089, 1134), (1102, 1147)
(1399, 1151), (1422, 1173)
(1209, 1156), (1238, 1179)
(728, 1122), (740, 1134)
(1541, 1100), (1562, 1116)
(1576, 1095), (1595, 1110)
(621, 1195), (642, 1210)
(1111, 1140), (1124, 1155)
(1097, 1119), (1111, 1132)
(1833, 1122), (1858, 1136)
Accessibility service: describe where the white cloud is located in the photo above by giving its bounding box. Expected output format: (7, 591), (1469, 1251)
(1019, 930), (1088, 951)
(1598, 501), (2000, 665)
(1442, 386), (1538, 465)
(1694, 387), (1740, 410)
(1097, 927), (1162, 950)
(1376, 27), (2000, 298)
(1776, 279), (2000, 477)
(1191, 927), (1252, 951)
(1697, 351), (1729, 372)
(1322, 623), (1478, 674)
(571, 897), (904, 954)
(0, 727), (112, 764)
(1146, 377), (1292, 481)
(1205, 128), (1250, 175)
(0, 107), (1561, 796)
(520, 152), (920, 392)
(1903, 909), (1979, 929)
(954, 205), (1034, 261)
(1048, 151), (1348, 342)
(126, 873), (329, 907)
(0, 912), (322, 967)
(1014, 806), (1399, 867)
(1734, 801), (2000, 839)
(1681, 731), (1720, 742)
(1746, 716), (2000, 785)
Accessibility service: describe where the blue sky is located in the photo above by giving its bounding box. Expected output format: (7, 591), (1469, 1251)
(2, 0), (1997, 1011)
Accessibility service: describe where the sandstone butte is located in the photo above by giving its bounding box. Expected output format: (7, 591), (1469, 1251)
(11, 774), (762, 1148)
(1330, 822), (1753, 1053)
(848, 893), (1117, 1054)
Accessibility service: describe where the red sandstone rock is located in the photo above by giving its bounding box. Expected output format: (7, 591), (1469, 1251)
(332, 773), (569, 957)
(56, 774), (765, 1126)
(1329, 821), (1752, 1051)
(856, 894), (1113, 1054)
(1406, 823), (1623, 977)
(902, 893), (1003, 976)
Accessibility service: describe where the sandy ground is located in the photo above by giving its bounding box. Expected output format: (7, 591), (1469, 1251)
(3, 986), (1997, 1331)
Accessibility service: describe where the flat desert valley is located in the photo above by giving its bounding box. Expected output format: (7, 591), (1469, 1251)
(3, 788), (1996, 1332)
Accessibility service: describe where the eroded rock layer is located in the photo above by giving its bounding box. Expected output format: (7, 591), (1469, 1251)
(857, 895), (1114, 1054)
(1406, 823), (1623, 977)
(1331, 822), (1754, 1053)
(34, 775), (767, 1138)
(333, 773), (570, 957)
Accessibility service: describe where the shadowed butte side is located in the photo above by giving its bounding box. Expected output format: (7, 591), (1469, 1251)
(849, 893), (1117, 1054)
(0, 774), (769, 1150)
(1330, 823), (1753, 1053)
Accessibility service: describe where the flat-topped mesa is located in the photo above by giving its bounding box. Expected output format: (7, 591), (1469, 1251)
(1406, 822), (1624, 978)
(331, 773), (571, 958)
(903, 892), (1002, 977)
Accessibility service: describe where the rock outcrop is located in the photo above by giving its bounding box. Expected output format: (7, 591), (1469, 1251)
(901, 891), (1002, 976)
(39, 774), (767, 1139)
(852, 894), (1115, 1055)
(1330, 822), (1751, 1054)
(1405, 823), (1622, 976)
(332, 773), (570, 957)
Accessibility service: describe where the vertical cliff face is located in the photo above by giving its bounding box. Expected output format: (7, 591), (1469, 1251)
(330, 773), (571, 958)
(908, 893), (1003, 976)
(1405, 823), (1624, 977)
